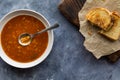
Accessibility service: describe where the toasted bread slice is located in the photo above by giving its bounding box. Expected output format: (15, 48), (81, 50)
(86, 8), (111, 31)
(100, 12), (120, 41)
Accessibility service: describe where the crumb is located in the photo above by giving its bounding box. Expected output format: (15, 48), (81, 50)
(88, 30), (93, 36)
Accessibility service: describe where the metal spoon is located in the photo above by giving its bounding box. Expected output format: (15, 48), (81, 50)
(18, 23), (59, 46)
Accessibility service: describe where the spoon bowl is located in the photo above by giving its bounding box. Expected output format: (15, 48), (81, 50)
(18, 33), (32, 46)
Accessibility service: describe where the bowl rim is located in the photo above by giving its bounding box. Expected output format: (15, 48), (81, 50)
(0, 9), (54, 68)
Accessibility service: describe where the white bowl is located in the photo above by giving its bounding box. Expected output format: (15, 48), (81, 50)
(0, 9), (54, 68)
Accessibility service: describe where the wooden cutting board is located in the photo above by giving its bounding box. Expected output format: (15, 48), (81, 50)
(58, 0), (120, 63)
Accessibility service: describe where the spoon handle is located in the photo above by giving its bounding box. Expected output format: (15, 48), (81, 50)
(33, 23), (59, 36)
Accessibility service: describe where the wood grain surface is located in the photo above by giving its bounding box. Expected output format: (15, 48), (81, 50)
(58, 0), (85, 27)
(58, 0), (120, 62)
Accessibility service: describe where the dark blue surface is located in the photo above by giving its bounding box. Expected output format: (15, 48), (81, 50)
(0, 0), (120, 80)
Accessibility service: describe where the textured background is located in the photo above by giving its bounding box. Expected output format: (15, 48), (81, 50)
(0, 0), (120, 80)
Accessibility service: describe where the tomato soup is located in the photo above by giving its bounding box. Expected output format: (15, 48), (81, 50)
(1, 15), (48, 63)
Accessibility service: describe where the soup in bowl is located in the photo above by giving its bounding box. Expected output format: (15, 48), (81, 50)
(0, 9), (54, 68)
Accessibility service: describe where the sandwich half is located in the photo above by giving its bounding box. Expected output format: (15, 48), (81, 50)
(86, 8), (111, 31)
(100, 12), (120, 41)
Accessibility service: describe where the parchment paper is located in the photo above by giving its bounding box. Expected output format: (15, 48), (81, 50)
(78, 0), (120, 59)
